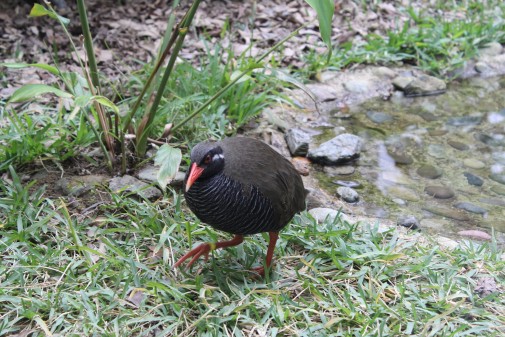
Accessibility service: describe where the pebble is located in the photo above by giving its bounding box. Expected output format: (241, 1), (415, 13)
(419, 112), (438, 122)
(428, 129), (448, 136)
(422, 205), (470, 221)
(463, 158), (486, 169)
(366, 111), (393, 124)
(447, 140), (469, 151)
(323, 165), (355, 176)
(489, 173), (505, 185)
(454, 202), (487, 215)
(291, 157), (310, 176)
(478, 42), (503, 57)
(333, 180), (360, 188)
(425, 186), (455, 199)
(458, 230), (492, 241)
(336, 187), (359, 203)
(285, 128), (310, 156)
(417, 164), (442, 179)
(388, 151), (414, 165)
(397, 215), (420, 230)
(463, 172), (484, 187)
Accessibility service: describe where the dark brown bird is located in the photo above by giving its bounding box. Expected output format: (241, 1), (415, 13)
(174, 137), (306, 275)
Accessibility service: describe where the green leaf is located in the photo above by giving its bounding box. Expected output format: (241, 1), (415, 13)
(305, 0), (335, 58)
(8, 84), (73, 103)
(0, 62), (59, 75)
(92, 96), (119, 114)
(29, 3), (70, 25)
(230, 70), (251, 84)
(154, 144), (182, 190)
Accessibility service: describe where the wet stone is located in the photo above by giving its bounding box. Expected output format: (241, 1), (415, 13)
(454, 202), (487, 215)
(388, 151), (413, 165)
(463, 172), (484, 186)
(428, 129), (448, 136)
(397, 215), (420, 230)
(489, 173), (505, 185)
(308, 133), (363, 165)
(491, 185), (505, 196)
(337, 186), (359, 203)
(446, 115), (483, 127)
(366, 111), (393, 124)
(427, 144), (446, 159)
(422, 205), (470, 221)
(417, 164), (442, 179)
(476, 133), (505, 147)
(447, 140), (469, 151)
(333, 180), (360, 188)
(403, 75), (447, 97)
(463, 158), (486, 169)
(323, 165), (355, 176)
(285, 128), (310, 156)
(425, 186), (455, 199)
(419, 112), (438, 122)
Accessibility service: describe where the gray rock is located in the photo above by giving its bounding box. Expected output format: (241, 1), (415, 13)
(138, 165), (158, 182)
(308, 207), (347, 223)
(424, 186), (455, 199)
(343, 79), (372, 94)
(366, 111), (393, 124)
(454, 202), (487, 215)
(109, 175), (162, 200)
(427, 144), (446, 159)
(308, 134), (363, 165)
(478, 42), (503, 57)
(490, 173), (505, 185)
(403, 75), (446, 97)
(463, 172), (484, 187)
(336, 186), (359, 203)
(463, 158), (486, 169)
(305, 83), (339, 102)
(475, 62), (490, 73)
(417, 164), (442, 179)
(397, 215), (420, 230)
(388, 151), (413, 165)
(447, 115), (482, 127)
(372, 67), (397, 79)
(476, 133), (505, 147)
(422, 205), (470, 221)
(56, 175), (109, 197)
(479, 197), (505, 207)
(333, 180), (360, 188)
(392, 76), (414, 90)
(447, 140), (469, 151)
(285, 128), (310, 156)
(323, 165), (355, 176)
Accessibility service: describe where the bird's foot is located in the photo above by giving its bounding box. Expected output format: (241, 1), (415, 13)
(173, 242), (215, 269)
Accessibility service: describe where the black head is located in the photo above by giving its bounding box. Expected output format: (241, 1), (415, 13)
(185, 141), (224, 191)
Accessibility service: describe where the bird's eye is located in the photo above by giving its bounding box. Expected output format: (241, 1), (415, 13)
(203, 155), (212, 164)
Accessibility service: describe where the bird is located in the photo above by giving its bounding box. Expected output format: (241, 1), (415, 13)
(174, 137), (307, 276)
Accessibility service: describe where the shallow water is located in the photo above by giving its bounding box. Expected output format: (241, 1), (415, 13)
(318, 76), (505, 237)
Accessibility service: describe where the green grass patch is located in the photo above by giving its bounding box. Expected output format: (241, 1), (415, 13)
(1, 172), (503, 336)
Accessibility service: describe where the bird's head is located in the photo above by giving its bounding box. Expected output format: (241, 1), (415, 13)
(185, 142), (224, 192)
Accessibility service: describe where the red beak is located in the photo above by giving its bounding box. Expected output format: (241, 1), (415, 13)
(185, 163), (204, 192)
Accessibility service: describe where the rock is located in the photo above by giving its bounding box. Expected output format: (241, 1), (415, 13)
(447, 140), (469, 151)
(463, 172), (484, 187)
(446, 115), (482, 127)
(478, 42), (503, 57)
(265, 109), (290, 132)
(333, 180), (360, 188)
(343, 79), (372, 94)
(138, 165), (158, 182)
(387, 186), (420, 202)
(56, 175), (109, 197)
(323, 165), (355, 176)
(479, 197), (505, 207)
(285, 128), (310, 156)
(435, 236), (459, 250)
(291, 157), (310, 176)
(475, 62), (490, 73)
(419, 111), (438, 122)
(425, 186), (455, 199)
(428, 129), (448, 136)
(454, 202), (487, 215)
(474, 277), (498, 297)
(397, 215), (420, 230)
(489, 173), (505, 185)
(458, 230), (492, 241)
(388, 151), (413, 165)
(308, 207), (347, 223)
(427, 144), (446, 159)
(366, 111), (393, 124)
(372, 67), (397, 78)
(403, 75), (446, 97)
(476, 132), (505, 147)
(491, 185), (505, 196)
(109, 175), (162, 200)
(463, 158), (486, 169)
(305, 83), (339, 102)
(392, 76), (413, 90)
(417, 164), (442, 179)
(336, 187), (359, 203)
(422, 205), (470, 221)
(170, 171), (186, 188)
(308, 134), (363, 165)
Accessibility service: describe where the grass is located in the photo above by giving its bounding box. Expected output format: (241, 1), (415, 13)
(303, 1), (505, 78)
(1, 169), (503, 336)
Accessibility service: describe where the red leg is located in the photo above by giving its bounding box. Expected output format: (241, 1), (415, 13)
(252, 231), (279, 276)
(173, 235), (244, 269)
